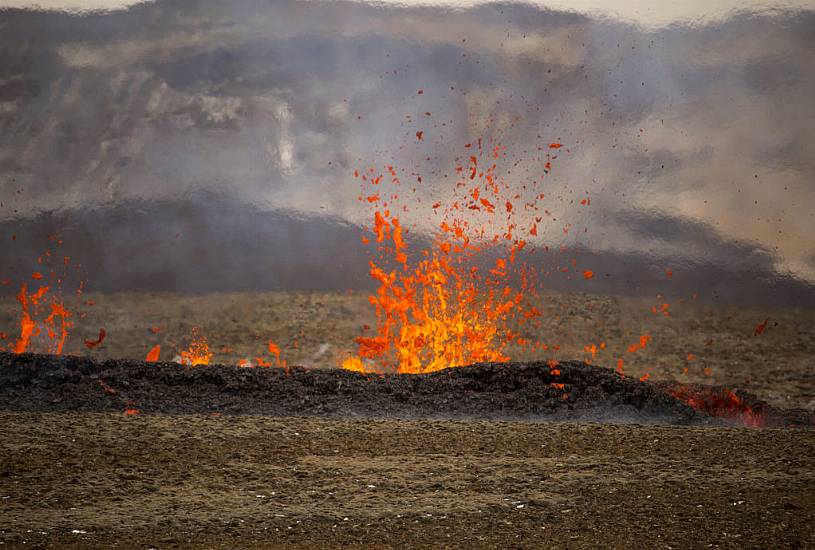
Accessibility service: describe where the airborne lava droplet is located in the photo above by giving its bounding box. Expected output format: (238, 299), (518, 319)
(145, 345), (161, 362)
(84, 328), (106, 350)
(627, 334), (652, 354)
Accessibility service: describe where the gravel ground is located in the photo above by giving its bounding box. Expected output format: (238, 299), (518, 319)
(1, 413), (814, 548)
(0, 352), (704, 424)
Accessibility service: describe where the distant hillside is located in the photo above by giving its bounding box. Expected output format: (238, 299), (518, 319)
(0, 198), (373, 293)
(0, 198), (812, 308)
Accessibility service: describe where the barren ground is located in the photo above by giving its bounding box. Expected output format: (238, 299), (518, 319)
(1, 290), (814, 548)
(1, 413), (814, 548)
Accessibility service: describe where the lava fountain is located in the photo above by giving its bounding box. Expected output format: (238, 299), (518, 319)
(343, 140), (563, 374)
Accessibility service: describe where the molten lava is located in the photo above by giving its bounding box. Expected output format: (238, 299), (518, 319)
(11, 283), (38, 354)
(9, 283), (73, 356)
(665, 384), (765, 428)
(3, 238), (82, 356)
(179, 327), (212, 366)
(145, 344), (161, 362)
(343, 141), (563, 374)
(84, 328), (106, 350)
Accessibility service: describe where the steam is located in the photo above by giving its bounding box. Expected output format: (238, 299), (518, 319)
(0, 0), (813, 301)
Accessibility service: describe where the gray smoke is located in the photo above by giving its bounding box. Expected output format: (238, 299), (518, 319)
(0, 0), (813, 305)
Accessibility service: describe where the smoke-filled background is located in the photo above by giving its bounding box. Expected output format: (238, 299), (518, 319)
(1, 0), (814, 307)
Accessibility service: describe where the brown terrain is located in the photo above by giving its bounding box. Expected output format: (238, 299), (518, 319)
(2, 289), (813, 408)
(1, 290), (814, 547)
(1, 413), (814, 548)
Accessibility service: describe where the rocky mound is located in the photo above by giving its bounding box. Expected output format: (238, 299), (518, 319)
(0, 351), (703, 424)
(3, 351), (808, 426)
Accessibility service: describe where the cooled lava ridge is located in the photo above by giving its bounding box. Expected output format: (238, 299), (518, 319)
(0, 352), (809, 426)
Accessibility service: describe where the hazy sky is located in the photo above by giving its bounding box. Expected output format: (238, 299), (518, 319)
(3, 0), (815, 26)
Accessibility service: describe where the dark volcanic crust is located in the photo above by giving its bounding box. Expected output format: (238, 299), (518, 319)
(0, 351), (705, 424)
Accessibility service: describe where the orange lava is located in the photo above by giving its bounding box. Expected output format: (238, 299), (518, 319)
(268, 340), (286, 368)
(10, 282), (73, 356)
(5, 239), (81, 356)
(11, 284), (38, 354)
(179, 327), (212, 366)
(665, 385), (765, 428)
(84, 328), (106, 350)
(145, 344), (161, 362)
(43, 300), (72, 355)
(627, 334), (651, 354)
(344, 141), (559, 374)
